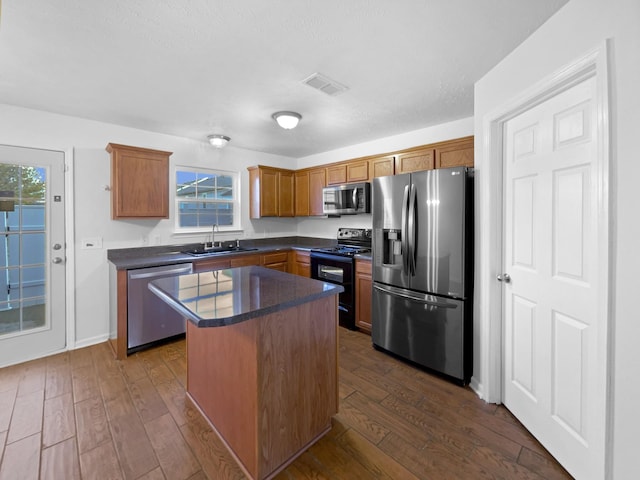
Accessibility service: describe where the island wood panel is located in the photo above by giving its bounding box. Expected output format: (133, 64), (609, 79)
(186, 295), (338, 480)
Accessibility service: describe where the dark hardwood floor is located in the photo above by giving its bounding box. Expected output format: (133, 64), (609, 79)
(0, 327), (572, 479)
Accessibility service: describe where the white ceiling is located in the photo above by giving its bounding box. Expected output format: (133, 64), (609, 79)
(0, 0), (568, 158)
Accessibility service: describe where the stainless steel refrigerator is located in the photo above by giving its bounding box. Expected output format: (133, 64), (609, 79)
(372, 166), (473, 384)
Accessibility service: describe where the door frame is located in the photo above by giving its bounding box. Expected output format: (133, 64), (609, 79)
(476, 41), (612, 475)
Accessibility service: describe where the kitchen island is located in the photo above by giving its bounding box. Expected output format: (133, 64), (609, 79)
(149, 266), (343, 480)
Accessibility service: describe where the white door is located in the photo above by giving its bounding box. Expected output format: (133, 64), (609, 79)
(0, 145), (66, 367)
(503, 76), (605, 479)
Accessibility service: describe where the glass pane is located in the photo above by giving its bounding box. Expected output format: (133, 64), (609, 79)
(176, 170), (197, 199)
(22, 266), (46, 299)
(6, 268), (20, 302)
(1, 234), (20, 267)
(21, 232), (45, 265)
(0, 303), (21, 335)
(0, 162), (48, 338)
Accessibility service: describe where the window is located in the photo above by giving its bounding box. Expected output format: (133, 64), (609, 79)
(175, 167), (240, 231)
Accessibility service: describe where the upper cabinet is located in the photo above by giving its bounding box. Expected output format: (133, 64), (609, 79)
(106, 143), (172, 219)
(434, 135), (474, 168)
(368, 155), (395, 180)
(395, 147), (435, 174)
(295, 167), (326, 216)
(248, 166), (295, 218)
(326, 159), (368, 185)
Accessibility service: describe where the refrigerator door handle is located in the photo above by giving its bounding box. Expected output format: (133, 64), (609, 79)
(373, 284), (458, 309)
(408, 183), (417, 276)
(401, 184), (410, 275)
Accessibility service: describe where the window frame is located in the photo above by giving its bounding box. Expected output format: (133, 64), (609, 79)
(173, 165), (242, 234)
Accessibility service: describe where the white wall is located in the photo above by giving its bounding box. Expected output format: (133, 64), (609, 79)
(0, 104), (299, 346)
(295, 117), (473, 237)
(474, 0), (640, 477)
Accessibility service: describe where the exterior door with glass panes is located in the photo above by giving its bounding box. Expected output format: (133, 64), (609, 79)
(0, 145), (66, 367)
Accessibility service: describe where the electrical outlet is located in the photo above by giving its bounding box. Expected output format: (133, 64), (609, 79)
(81, 237), (103, 249)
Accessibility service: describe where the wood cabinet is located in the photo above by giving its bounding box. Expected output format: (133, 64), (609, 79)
(294, 170), (310, 216)
(261, 251), (289, 272)
(326, 159), (368, 185)
(248, 166), (295, 218)
(295, 168), (326, 216)
(291, 250), (311, 277)
(355, 258), (372, 333)
(435, 135), (474, 168)
(230, 254), (261, 267)
(395, 147), (435, 174)
(368, 155), (395, 180)
(326, 164), (347, 185)
(309, 168), (326, 216)
(193, 258), (231, 273)
(106, 143), (172, 219)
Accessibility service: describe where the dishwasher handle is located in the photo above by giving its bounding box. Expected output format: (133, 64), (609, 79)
(128, 263), (193, 280)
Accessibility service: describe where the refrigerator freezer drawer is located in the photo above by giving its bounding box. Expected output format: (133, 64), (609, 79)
(371, 283), (472, 383)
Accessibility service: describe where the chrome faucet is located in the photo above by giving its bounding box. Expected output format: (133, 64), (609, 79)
(205, 224), (219, 250)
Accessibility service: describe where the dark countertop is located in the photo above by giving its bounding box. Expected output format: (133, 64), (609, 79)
(107, 236), (338, 270)
(149, 266), (344, 327)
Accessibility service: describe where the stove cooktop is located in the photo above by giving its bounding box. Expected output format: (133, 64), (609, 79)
(311, 228), (372, 257)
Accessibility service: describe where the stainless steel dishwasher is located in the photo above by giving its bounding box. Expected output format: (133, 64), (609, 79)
(127, 262), (193, 353)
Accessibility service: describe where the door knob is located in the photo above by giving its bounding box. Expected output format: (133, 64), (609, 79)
(52, 257), (63, 264)
(497, 273), (511, 283)
(53, 243), (62, 250)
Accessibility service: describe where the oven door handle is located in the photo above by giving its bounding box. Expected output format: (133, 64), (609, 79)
(373, 284), (458, 308)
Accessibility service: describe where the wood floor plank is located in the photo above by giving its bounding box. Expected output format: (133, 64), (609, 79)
(179, 416), (246, 480)
(335, 428), (420, 480)
(338, 366), (388, 402)
(0, 432), (40, 480)
(43, 391), (76, 447)
(99, 366), (129, 403)
(41, 437), (81, 480)
(45, 365), (72, 399)
(6, 389), (44, 444)
(69, 346), (94, 371)
(79, 440), (124, 480)
(129, 377), (169, 423)
(16, 361), (46, 397)
(379, 431), (492, 480)
(0, 365), (21, 393)
(353, 364), (424, 406)
(0, 388), (16, 432)
(518, 446), (572, 479)
(334, 402), (390, 445)
(71, 365), (100, 403)
(109, 411), (159, 480)
(307, 435), (376, 479)
(0, 431), (6, 466)
(119, 356), (147, 385)
(154, 378), (199, 427)
(144, 413), (200, 480)
(75, 396), (111, 454)
(136, 466), (166, 480)
(343, 391), (430, 448)
(469, 444), (549, 480)
(104, 388), (137, 421)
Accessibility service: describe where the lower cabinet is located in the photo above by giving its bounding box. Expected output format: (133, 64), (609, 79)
(291, 250), (311, 277)
(355, 258), (372, 333)
(193, 258), (231, 273)
(261, 251), (289, 272)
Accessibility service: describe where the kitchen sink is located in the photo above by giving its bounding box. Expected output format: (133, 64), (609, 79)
(181, 246), (259, 257)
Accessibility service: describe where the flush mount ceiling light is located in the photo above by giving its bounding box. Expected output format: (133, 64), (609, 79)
(207, 134), (230, 148)
(272, 111), (302, 130)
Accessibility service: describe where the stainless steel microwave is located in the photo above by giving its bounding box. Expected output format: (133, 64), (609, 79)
(322, 182), (371, 215)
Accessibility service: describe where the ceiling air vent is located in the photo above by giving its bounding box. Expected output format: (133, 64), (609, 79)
(302, 73), (349, 96)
